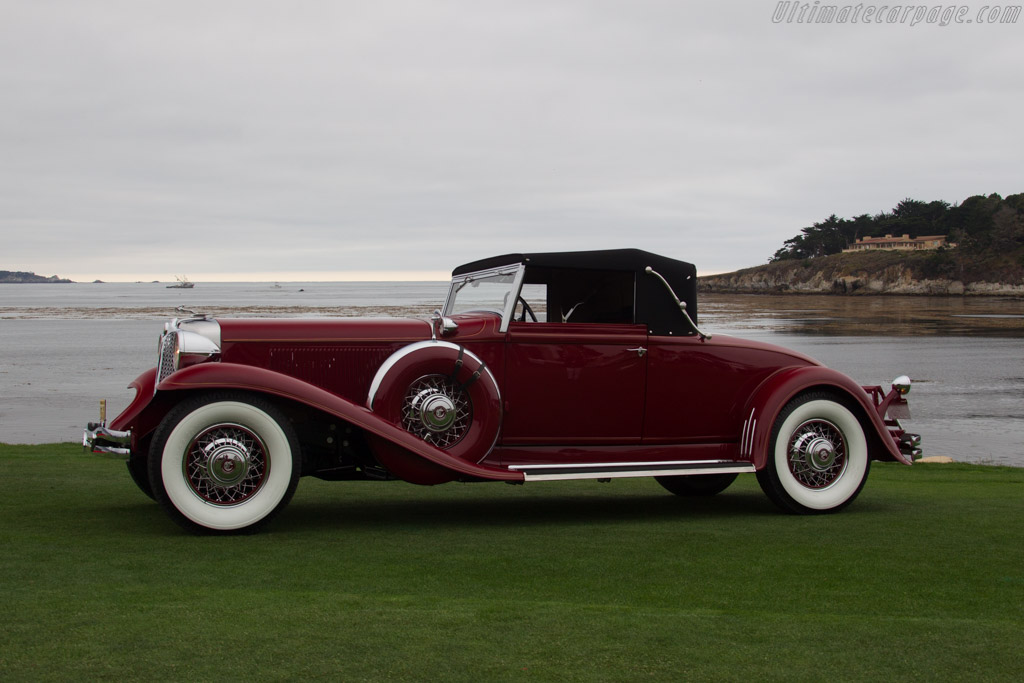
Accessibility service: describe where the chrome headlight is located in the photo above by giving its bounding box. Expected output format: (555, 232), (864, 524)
(156, 318), (221, 389)
(892, 375), (911, 395)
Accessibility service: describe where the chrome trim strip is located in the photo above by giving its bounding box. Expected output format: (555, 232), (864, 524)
(740, 408), (755, 457)
(499, 265), (527, 334)
(367, 340), (458, 410)
(508, 459), (741, 471)
(442, 264), (523, 313)
(518, 463), (756, 482)
(365, 341), (500, 412)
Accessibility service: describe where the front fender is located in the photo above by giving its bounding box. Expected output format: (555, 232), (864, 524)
(156, 362), (522, 482)
(109, 367), (158, 434)
(740, 366), (909, 469)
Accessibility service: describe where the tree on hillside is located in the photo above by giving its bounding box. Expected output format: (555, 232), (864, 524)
(769, 193), (1014, 262)
(947, 194), (1003, 251)
(771, 214), (849, 261)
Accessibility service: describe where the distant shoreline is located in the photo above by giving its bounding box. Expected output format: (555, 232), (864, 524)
(0, 270), (73, 284)
(698, 251), (1024, 297)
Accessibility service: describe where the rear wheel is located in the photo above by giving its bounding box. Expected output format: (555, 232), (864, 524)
(757, 393), (870, 514)
(655, 473), (738, 497)
(148, 392), (301, 533)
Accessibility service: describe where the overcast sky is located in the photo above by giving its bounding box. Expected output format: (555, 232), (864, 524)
(2, 1), (1021, 282)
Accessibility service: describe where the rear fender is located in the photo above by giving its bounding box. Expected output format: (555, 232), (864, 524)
(156, 362), (522, 482)
(740, 366), (909, 469)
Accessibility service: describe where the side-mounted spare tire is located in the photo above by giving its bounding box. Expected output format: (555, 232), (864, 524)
(367, 341), (502, 483)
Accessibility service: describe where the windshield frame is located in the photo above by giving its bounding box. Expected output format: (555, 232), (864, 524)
(442, 263), (526, 333)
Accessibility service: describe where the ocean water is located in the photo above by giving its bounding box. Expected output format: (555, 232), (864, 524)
(1, 283), (1022, 466)
(0, 280), (449, 319)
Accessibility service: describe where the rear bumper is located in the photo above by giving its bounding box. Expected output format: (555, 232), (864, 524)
(82, 423), (131, 459)
(899, 432), (922, 460)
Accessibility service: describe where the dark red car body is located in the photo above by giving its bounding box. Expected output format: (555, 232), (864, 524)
(86, 249), (919, 533)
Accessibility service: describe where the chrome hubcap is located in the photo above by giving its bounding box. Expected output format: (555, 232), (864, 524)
(207, 443), (250, 486)
(185, 424), (268, 504)
(402, 375), (472, 449)
(788, 419), (846, 489)
(415, 390), (457, 432)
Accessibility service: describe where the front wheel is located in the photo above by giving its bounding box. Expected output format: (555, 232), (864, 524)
(148, 392), (301, 533)
(756, 393), (870, 514)
(126, 454), (155, 500)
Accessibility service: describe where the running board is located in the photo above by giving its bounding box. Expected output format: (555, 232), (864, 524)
(507, 460), (756, 482)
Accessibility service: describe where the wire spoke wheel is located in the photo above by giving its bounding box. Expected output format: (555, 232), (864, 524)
(757, 393), (870, 514)
(787, 419), (847, 489)
(184, 424), (268, 505)
(149, 393), (301, 533)
(401, 374), (472, 449)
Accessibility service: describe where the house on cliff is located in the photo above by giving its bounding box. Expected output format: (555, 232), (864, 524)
(843, 234), (954, 252)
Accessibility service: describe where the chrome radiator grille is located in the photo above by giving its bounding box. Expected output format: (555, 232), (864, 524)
(157, 331), (177, 386)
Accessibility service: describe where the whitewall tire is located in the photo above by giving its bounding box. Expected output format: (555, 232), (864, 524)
(757, 393), (870, 514)
(149, 393), (301, 533)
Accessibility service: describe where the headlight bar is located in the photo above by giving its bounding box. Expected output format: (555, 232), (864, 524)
(156, 318), (221, 390)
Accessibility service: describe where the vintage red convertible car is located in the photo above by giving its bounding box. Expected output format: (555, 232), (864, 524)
(85, 249), (921, 533)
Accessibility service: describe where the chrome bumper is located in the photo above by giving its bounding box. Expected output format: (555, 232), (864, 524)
(83, 423), (132, 459)
(899, 432), (923, 460)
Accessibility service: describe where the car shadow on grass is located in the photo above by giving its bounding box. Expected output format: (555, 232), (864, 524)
(99, 484), (897, 535)
(276, 488), (782, 532)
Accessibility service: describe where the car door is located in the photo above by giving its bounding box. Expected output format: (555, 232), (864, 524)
(500, 322), (649, 445)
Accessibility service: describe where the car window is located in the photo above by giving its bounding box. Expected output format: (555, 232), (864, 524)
(520, 267), (635, 324)
(516, 283), (548, 322)
(445, 268), (521, 317)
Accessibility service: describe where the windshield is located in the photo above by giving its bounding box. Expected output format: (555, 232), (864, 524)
(443, 266), (524, 325)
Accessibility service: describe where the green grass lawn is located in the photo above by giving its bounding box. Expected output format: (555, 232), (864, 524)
(1, 444), (1021, 681)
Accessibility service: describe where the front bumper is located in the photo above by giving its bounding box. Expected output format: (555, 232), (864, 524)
(83, 423), (132, 459)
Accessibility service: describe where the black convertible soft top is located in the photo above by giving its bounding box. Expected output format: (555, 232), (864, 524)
(452, 248), (699, 336)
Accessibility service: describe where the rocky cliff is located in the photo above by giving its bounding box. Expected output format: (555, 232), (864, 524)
(0, 270), (72, 283)
(699, 250), (1024, 296)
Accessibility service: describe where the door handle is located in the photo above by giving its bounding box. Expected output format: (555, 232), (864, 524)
(627, 346), (647, 357)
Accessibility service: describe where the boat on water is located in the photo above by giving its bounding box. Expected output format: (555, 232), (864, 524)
(166, 276), (194, 289)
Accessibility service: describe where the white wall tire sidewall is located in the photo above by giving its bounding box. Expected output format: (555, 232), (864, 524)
(160, 401), (294, 531)
(773, 399), (868, 511)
